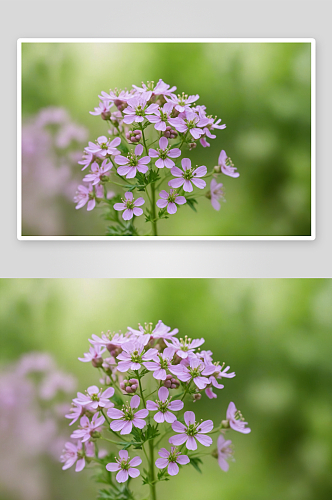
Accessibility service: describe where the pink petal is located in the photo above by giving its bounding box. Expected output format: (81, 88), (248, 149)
(154, 411), (166, 423)
(170, 166), (183, 177)
(110, 420), (126, 432)
(175, 196), (186, 205)
(133, 207), (143, 216)
(181, 158), (191, 170)
(128, 468), (140, 478)
(183, 180), (193, 192)
(116, 469), (129, 483)
(120, 421), (133, 434)
(168, 178), (184, 189)
(149, 148), (159, 158)
(191, 178), (206, 189)
(193, 166), (207, 177)
(75, 458), (86, 472)
(122, 209), (134, 220)
(158, 448), (170, 459)
(184, 411), (196, 426)
(169, 433), (188, 446)
(146, 400), (158, 411)
(134, 197), (145, 207)
(168, 462), (179, 476)
(135, 144), (143, 156)
(167, 202), (177, 214)
(176, 454), (190, 465)
(172, 420), (186, 433)
(155, 458), (169, 469)
(164, 411), (176, 423)
(119, 450), (129, 460)
(168, 400), (184, 411)
(131, 395), (140, 409)
(158, 386), (169, 402)
(159, 137), (168, 149)
(195, 434), (213, 447)
(132, 418), (146, 429)
(106, 462), (120, 472)
(193, 376), (208, 389)
(164, 158), (175, 168)
(186, 436), (197, 451)
(153, 368), (167, 380)
(167, 148), (181, 158)
(129, 456), (142, 467)
(155, 158), (165, 168)
(115, 155), (129, 166)
(135, 409), (149, 419)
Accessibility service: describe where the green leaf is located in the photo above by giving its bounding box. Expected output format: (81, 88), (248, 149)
(186, 197), (198, 212)
(188, 456), (203, 473)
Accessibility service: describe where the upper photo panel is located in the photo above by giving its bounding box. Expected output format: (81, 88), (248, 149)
(18, 39), (315, 240)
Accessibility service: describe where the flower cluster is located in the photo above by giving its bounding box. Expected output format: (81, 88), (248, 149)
(74, 79), (240, 236)
(61, 320), (250, 500)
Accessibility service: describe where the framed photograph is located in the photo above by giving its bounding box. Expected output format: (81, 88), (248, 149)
(17, 38), (315, 240)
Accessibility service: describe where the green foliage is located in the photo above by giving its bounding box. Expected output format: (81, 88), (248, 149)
(188, 456), (203, 473)
(185, 197), (198, 212)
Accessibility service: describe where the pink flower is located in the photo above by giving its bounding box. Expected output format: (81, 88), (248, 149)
(169, 357), (215, 390)
(123, 95), (159, 124)
(113, 192), (145, 221)
(65, 402), (84, 426)
(218, 150), (239, 178)
(61, 441), (94, 472)
(166, 93), (200, 113)
(146, 387), (183, 423)
(85, 136), (121, 158)
(106, 449), (142, 483)
(217, 435), (233, 471)
(165, 336), (204, 359)
(89, 331), (131, 356)
(155, 447), (190, 476)
(73, 385), (114, 410)
(74, 183), (103, 211)
(218, 365), (236, 379)
(90, 100), (113, 120)
(78, 345), (106, 368)
(99, 89), (132, 111)
(71, 412), (105, 443)
(115, 144), (150, 179)
(116, 338), (158, 372)
(226, 402), (251, 434)
(210, 178), (225, 211)
(205, 376), (224, 399)
(169, 411), (213, 450)
(78, 150), (95, 171)
(151, 320), (179, 340)
(168, 158), (207, 193)
(107, 395), (148, 435)
(146, 102), (174, 132)
(143, 347), (176, 381)
(168, 110), (209, 140)
(149, 137), (181, 169)
(156, 189), (186, 215)
(132, 79), (177, 98)
(82, 159), (112, 185)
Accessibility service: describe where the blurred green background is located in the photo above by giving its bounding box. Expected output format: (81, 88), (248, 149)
(21, 42), (312, 236)
(1, 278), (331, 500)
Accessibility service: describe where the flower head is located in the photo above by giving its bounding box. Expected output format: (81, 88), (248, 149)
(123, 95), (159, 124)
(73, 385), (114, 410)
(217, 150), (239, 178)
(82, 159), (112, 186)
(143, 347), (176, 381)
(78, 344), (106, 368)
(166, 92), (200, 113)
(156, 189), (186, 215)
(65, 402), (85, 426)
(132, 79), (176, 99)
(226, 402), (251, 434)
(107, 395), (148, 435)
(85, 136), (121, 158)
(115, 144), (150, 179)
(208, 178), (225, 211)
(155, 447), (190, 476)
(168, 158), (207, 193)
(149, 137), (181, 169)
(217, 435), (233, 471)
(70, 412), (105, 443)
(90, 100), (113, 120)
(106, 449), (142, 483)
(146, 386), (184, 423)
(146, 102), (175, 132)
(169, 356), (215, 390)
(168, 110), (209, 140)
(61, 441), (94, 472)
(169, 411), (213, 450)
(165, 335), (204, 359)
(113, 192), (145, 221)
(116, 338), (158, 372)
(74, 184), (103, 211)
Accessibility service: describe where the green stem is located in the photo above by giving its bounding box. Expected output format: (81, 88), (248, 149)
(149, 439), (157, 500)
(102, 436), (128, 446)
(150, 184), (158, 236)
(181, 380), (192, 401)
(136, 371), (146, 408)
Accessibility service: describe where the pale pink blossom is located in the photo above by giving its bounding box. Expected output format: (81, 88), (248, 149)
(168, 158), (207, 193)
(218, 150), (239, 178)
(146, 102), (174, 132)
(70, 413), (105, 443)
(146, 387), (183, 423)
(156, 189), (186, 215)
(155, 447), (189, 476)
(113, 192), (145, 221)
(166, 93), (200, 113)
(132, 79), (176, 99)
(90, 100), (113, 119)
(85, 136), (121, 158)
(217, 435), (233, 471)
(168, 110), (209, 140)
(61, 441), (94, 472)
(143, 347), (176, 381)
(65, 402), (85, 426)
(210, 178), (225, 211)
(114, 144), (150, 179)
(169, 357), (215, 390)
(165, 335), (204, 359)
(106, 449), (142, 483)
(73, 385), (114, 410)
(89, 331), (131, 355)
(116, 338), (158, 373)
(123, 95), (159, 124)
(226, 402), (251, 434)
(74, 183), (103, 211)
(107, 395), (148, 435)
(169, 411), (213, 450)
(149, 137), (181, 169)
(151, 320), (179, 340)
(78, 345), (106, 368)
(82, 159), (112, 185)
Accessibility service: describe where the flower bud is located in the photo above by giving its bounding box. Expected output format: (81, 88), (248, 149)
(192, 392), (201, 402)
(91, 357), (103, 368)
(213, 165), (221, 173)
(163, 374), (180, 389)
(221, 419), (230, 429)
(120, 378), (139, 394)
(101, 111), (112, 120)
(189, 142), (197, 150)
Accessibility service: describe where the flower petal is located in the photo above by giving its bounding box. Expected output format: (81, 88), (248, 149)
(130, 395), (140, 409)
(155, 458), (169, 469)
(195, 434), (213, 447)
(186, 436), (197, 450)
(184, 411), (195, 426)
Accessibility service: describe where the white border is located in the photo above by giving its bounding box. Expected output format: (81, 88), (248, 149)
(17, 38), (316, 241)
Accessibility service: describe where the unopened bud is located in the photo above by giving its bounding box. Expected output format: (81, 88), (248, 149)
(91, 357), (103, 368)
(221, 419), (230, 428)
(192, 393), (201, 402)
(101, 111), (112, 120)
(189, 142), (197, 150)
(213, 165), (221, 173)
